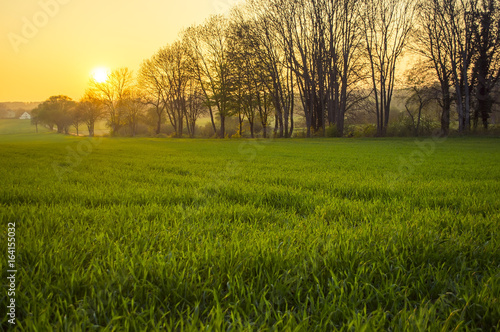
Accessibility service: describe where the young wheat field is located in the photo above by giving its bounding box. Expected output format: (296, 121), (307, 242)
(1, 133), (499, 330)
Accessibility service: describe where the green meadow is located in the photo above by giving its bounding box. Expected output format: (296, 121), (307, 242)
(1, 131), (499, 330)
(0, 120), (50, 135)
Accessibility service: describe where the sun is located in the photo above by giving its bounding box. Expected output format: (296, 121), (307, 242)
(91, 67), (109, 83)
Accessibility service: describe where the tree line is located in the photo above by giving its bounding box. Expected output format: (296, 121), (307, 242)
(32, 0), (500, 138)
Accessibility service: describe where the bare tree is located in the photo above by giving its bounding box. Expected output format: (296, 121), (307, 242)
(77, 93), (103, 137)
(120, 89), (147, 137)
(433, 0), (478, 132)
(332, 0), (365, 136)
(185, 80), (207, 137)
(31, 107), (41, 133)
(87, 68), (135, 136)
(281, 0), (318, 137)
(139, 58), (166, 135)
(414, 0), (454, 135)
(71, 106), (84, 136)
(473, 0), (500, 129)
(227, 15), (272, 138)
(403, 65), (438, 136)
(362, 0), (416, 136)
(242, 0), (295, 137)
(183, 15), (234, 138)
(261, 0), (364, 137)
(156, 41), (191, 137)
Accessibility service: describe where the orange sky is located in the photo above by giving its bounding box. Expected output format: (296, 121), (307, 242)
(0, 0), (238, 102)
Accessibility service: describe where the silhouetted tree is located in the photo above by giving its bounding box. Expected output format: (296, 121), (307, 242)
(414, 0), (455, 135)
(87, 68), (135, 136)
(184, 15), (234, 138)
(31, 108), (40, 133)
(139, 58), (167, 135)
(472, 0), (500, 129)
(77, 93), (103, 137)
(362, 0), (416, 136)
(403, 66), (438, 136)
(37, 95), (75, 134)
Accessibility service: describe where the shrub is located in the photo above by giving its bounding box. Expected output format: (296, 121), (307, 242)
(362, 124), (377, 137)
(198, 123), (217, 138)
(326, 125), (339, 137)
(386, 122), (412, 137)
(293, 129), (307, 138)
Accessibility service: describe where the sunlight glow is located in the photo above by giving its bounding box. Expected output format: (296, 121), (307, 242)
(91, 67), (109, 83)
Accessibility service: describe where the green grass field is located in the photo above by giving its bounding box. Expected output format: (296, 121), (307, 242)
(69, 120), (109, 136)
(1, 132), (499, 330)
(0, 120), (50, 135)
(0, 119), (109, 137)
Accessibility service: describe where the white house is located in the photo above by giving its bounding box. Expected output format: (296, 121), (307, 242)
(19, 112), (31, 120)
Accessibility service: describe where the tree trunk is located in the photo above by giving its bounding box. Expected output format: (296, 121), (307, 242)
(156, 111), (162, 135)
(274, 113), (279, 137)
(416, 105), (423, 137)
(336, 77), (348, 137)
(455, 81), (464, 133)
(220, 114), (225, 138)
(441, 84), (451, 136)
(191, 121), (196, 137)
(481, 101), (492, 129)
(239, 112), (243, 136)
(208, 106), (217, 136)
(278, 111), (284, 138)
(179, 113), (184, 137)
(463, 52), (471, 131)
(305, 110), (312, 138)
(284, 105), (289, 138)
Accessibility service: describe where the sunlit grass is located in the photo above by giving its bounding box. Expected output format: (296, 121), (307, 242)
(1, 134), (499, 330)
(0, 119), (51, 135)
(68, 120), (109, 136)
(0, 118), (109, 137)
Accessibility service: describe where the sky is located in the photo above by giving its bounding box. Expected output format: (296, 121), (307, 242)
(0, 0), (239, 102)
